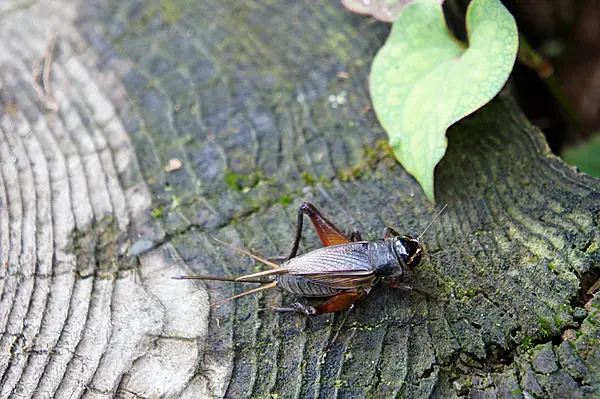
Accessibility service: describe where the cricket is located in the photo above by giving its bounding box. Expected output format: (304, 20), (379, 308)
(173, 202), (445, 315)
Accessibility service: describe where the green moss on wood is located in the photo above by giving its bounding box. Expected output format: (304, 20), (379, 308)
(72, 216), (130, 279)
(337, 141), (396, 182)
(301, 172), (317, 186)
(279, 194), (293, 206)
(224, 170), (270, 192)
(586, 242), (599, 253)
(160, 0), (182, 24)
(152, 205), (164, 218)
(522, 336), (533, 351)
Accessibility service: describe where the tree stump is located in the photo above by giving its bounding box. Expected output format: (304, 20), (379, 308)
(0, 1), (598, 398)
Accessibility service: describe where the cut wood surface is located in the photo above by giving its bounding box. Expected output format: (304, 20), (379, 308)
(0, 1), (599, 398)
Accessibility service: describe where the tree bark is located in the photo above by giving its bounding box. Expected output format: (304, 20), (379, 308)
(0, 0), (598, 398)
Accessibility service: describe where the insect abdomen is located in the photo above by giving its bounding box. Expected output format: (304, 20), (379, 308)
(276, 275), (342, 297)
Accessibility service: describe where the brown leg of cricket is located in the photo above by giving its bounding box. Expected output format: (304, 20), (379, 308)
(315, 292), (361, 314)
(272, 292), (361, 316)
(287, 202), (352, 259)
(383, 227), (400, 238)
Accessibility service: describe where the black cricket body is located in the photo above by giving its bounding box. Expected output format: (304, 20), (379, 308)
(173, 202), (438, 316)
(273, 237), (422, 298)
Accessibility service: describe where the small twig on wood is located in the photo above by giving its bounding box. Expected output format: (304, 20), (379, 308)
(43, 35), (56, 97)
(32, 34), (59, 112)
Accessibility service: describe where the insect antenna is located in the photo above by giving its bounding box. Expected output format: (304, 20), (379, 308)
(172, 238), (283, 285)
(211, 281), (278, 307)
(418, 204), (448, 240)
(213, 237), (279, 269)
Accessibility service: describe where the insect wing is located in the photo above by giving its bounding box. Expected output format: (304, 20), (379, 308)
(305, 273), (376, 290)
(283, 242), (375, 289)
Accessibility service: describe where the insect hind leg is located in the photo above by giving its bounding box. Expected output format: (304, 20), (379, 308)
(271, 302), (317, 316)
(271, 292), (361, 316)
(287, 202), (353, 259)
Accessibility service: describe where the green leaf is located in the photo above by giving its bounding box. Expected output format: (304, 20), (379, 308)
(562, 134), (600, 177)
(370, 0), (518, 201)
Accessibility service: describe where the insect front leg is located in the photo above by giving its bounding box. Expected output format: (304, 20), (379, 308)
(348, 229), (363, 242)
(287, 202), (354, 259)
(383, 226), (400, 238)
(387, 280), (443, 301)
(271, 292), (362, 315)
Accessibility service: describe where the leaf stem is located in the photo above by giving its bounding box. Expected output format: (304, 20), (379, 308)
(517, 34), (592, 138)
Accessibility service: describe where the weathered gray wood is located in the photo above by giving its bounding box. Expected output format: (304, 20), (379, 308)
(0, 0), (598, 398)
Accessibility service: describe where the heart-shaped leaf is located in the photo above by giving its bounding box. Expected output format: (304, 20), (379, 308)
(370, 0), (518, 201)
